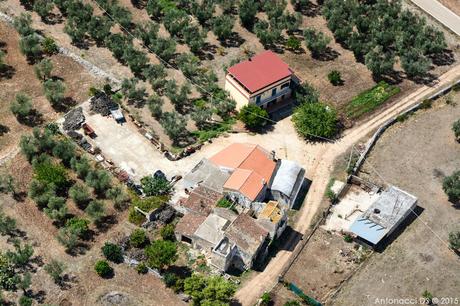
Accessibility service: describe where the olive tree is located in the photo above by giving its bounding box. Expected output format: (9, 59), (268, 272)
(34, 58), (53, 81)
(10, 93), (33, 120)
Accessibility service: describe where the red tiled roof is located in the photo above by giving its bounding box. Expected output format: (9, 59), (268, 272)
(175, 213), (207, 237)
(209, 143), (276, 201)
(179, 186), (222, 215)
(227, 51), (292, 93)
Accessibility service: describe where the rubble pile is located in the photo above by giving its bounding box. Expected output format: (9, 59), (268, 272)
(90, 92), (118, 116)
(63, 107), (85, 131)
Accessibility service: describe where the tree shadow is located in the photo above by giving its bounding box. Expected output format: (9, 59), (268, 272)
(95, 215), (118, 233)
(375, 70), (405, 85)
(17, 110), (44, 127)
(12, 191), (28, 202)
(66, 242), (91, 256)
(430, 49), (456, 66)
(51, 97), (78, 113)
(313, 47), (340, 61)
(131, 0), (147, 9)
(0, 65), (16, 79)
(29, 290), (47, 303)
(0, 124), (10, 136)
(19, 0), (33, 10)
(409, 72), (439, 86)
(197, 43), (217, 61)
(221, 32), (245, 48)
(164, 265), (192, 279)
(294, 1), (321, 17)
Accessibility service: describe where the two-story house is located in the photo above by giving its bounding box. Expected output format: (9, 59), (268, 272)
(225, 51), (295, 111)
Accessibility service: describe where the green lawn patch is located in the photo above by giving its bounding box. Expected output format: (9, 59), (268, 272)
(345, 81), (400, 119)
(191, 118), (236, 143)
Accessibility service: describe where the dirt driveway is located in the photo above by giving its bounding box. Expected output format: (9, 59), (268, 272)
(82, 100), (327, 183)
(331, 91), (460, 306)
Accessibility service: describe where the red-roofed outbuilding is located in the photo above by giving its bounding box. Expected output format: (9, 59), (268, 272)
(225, 51), (295, 110)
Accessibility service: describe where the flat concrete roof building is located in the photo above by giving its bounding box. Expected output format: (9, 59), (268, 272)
(350, 186), (417, 246)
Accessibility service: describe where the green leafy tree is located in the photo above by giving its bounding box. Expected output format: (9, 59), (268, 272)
(19, 295), (33, 306)
(34, 58), (54, 81)
(88, 16), (113, 45)
(13, 13), (34, 36)
(19, 34), (42, 61)
(33, 162), (68, 190)
(160, 224), (175, 241)
(10, 93), (33, 119)
(183, 25), (205, 54)
(18, 272), (31, 295)
(284, 300), (301, 306)
(64, 17), (87, 45)
(295, 83), (319, 104)
(41, 37), (59, 55)
(327, 70), (342, 86)
(286, 36), (301, 51)
(150, 37), (176, 62)
(448, 230), (460, 250)
(70, 156), (91, 180)
(239, 0), (258, 30)
(44, 260), (65, 284)
(260, 292), (271, 305)
(43, 79), (66, 107)
(28, 179), (55, 209)
(44, 196), (68, 224)
(452, 119), (460, 141)
(191, 106), (212, 129)
(65, 217), (90, 238)
(401, 49), (431, 78)
(140, 176), (172, 196)
(69, 183), (91, 207)
(148, 94), (164, 119)
(145, 240), (177, 270)
(0, 175), (16, 196)
(94, 260), (113, 278)
(292, 102), (338, 140)
(56, 227), (78, 252)
(442, 171), (460, 204)
(364, 46), (395, 79)
(85, 170), (111, 196)
(160, 112), (188, 143)
(121, 78), (147, 106)
(52, 139), (76, 166)
(303, 28), (331, 57)
(6, 242), (33, 269)
(213, 15), (234, 41)
(130, 229), (148, 248)
(102, 242), (123, 263)
(192, 0), (214, 25)
(238, 104), (268, 130)
(106, 186), (129, 210)
(184, 274), (236, 305)
(33, 0), (54, 22)
(0, 211), (17, 237)
(85, 200), (106, 224)
(0, 253), (19, 290)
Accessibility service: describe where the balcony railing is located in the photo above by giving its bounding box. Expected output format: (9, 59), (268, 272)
(254, 87), (291, 106)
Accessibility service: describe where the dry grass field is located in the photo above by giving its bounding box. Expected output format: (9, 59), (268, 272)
(330, 91), (460, 305)
(0, 20), (102, 158)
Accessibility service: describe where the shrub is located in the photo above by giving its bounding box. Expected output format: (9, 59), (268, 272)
(140, 176), (172, 196)
(303, 28), (331, 57)
(145, 240), (177, 270)
(44, 260), (65, 284)
(184, 275), (236, 305)
(343, 234), (353, 243)
(85, 200), (106, 224)
(420, 99), (432, 109)
(442, 171), (460, 204)
(261, 292), (271, 305)
(41, 37), (58, 55)
(238, 104), (269, 130)
(327, 70), (342, 86)
(292, 102), (339, 140)
(130, 229), (148, 248)
(94, 260), (113, 278)
(33, 161), (68, 190)
(102, 242), (124, 263)
(284, 301), (301, 306)
(286, 36), (301, 51)
(160, 224), (175, 241)
(136, 262), (148, 274)
(65, 217), (90, 238)
(10, 93), (33, 119)
(452, 119), (460, 140)
(448, 230), (460, 250)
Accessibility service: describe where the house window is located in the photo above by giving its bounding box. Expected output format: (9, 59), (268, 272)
(256, 95), (261, 104)
(272, 88), (277, 96)
(281, 82), (290, 90)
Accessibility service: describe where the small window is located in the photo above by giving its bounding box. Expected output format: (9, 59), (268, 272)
(272, 88), (277, 96)
(256, 95), (261, 103)
(281, 82), (290, 89)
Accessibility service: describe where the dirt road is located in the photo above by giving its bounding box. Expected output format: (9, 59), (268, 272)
(411, 0), (460, 36)
(234, 65), (460, 306)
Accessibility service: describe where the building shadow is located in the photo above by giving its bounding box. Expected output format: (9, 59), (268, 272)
(291, 178), (311, 211)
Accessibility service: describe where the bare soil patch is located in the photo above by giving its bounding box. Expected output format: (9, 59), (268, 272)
(331, 91), (460, 305)
(0, 20), (102, 157)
